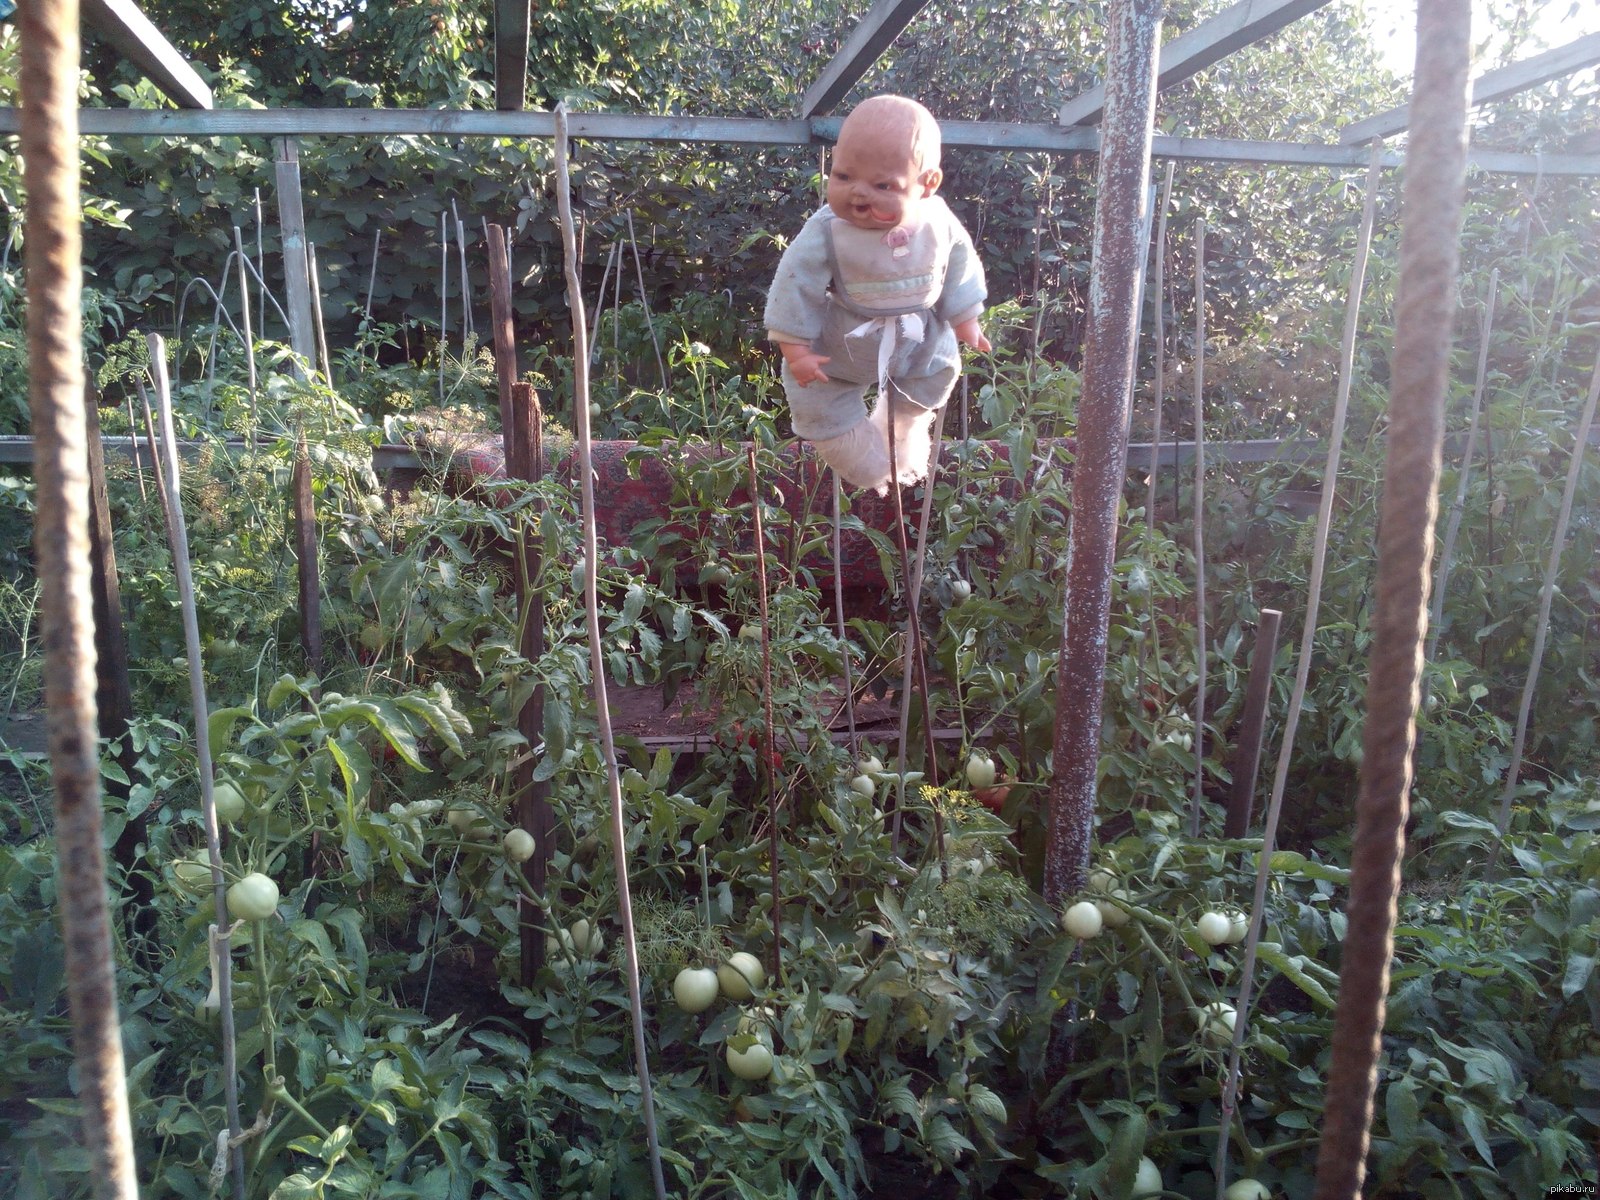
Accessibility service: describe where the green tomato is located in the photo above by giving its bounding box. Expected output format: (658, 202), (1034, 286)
(1061, 900), (1103, 939)
(949, 578), (972, 602)
(211, 780), (247, 825)
(718, 951), (766, 1001)
(503, 829), (537, 863)
(447, 806), (494, 840)
(1197, 911), (1233, 946)
(1087, 867), (1119, 894)
(964, 754), (997, 790)
(569, 919), (604, 958)
(169, 855), (214, 894)
(1198, 1001), (1237, 1046)
(672, 966), (720, 1014)
(226, 873), (280, 922)
(1095, 889), (1132, 929)
(1225, 1181), (1272, 1200)
(1132, 1156), (1162, 1198)
(1225, 910), (1250, 944)
(858, 755), (885, 777)
(848, 774), (877, 798)
(725, 1039), (773, 1081)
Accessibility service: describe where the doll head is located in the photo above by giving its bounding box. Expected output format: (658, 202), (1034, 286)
(826, 95), (944, 232)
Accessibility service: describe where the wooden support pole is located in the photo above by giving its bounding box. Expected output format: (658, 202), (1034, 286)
(85, 392), (154, 956)
(292, 440), (322, 677)
(1223, 608), (1282, 840)
(273, 137), (317, 374)
(486, 224), (519, 468)
(509, 379), (553, 1008)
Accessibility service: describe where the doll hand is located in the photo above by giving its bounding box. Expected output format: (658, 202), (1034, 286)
(779, 341), (832, 386)
(953, 319), (991, 354)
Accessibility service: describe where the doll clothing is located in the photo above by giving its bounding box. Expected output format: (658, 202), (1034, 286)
(764, 198), (986, 443)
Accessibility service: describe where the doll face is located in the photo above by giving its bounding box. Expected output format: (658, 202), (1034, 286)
(826, 105), (942, 232)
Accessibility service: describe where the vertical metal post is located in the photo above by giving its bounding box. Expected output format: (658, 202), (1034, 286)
(1043, 0), (1164, 907)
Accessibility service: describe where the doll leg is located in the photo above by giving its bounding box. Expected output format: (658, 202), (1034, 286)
(889, 403), (938, 485)
(811, 417), (891, 491)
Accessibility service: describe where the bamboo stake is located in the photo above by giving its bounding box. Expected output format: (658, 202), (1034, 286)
(1424, 269), (1499, 671)
(885, 395), (947, 879)
(1146, 161), (1175, 521)
(254, 188), (266, 339)
(746, 446), (784, 986)
(21, 1), (140, 1187)
(830, 474), (858, 756)
(452, 198), (473, 344)
(587, 241), (619, 366)
(363, 227), (382, 330)
(1494, 340), (1600, 835)
(232, 226), (258, 427)
(626, 211), (667, 390)
(1189, 219), (1208, 838)
(1141, 163), (1176, 692)
(1216, 142), (1385, 1196)
(308, 241), (331, 387)
(148, 335), (248, 1200)
(552, 103), (669, 1200)
(439, 212), (449, 403)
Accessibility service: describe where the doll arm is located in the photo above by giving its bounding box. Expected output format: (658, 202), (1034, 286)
(952, 316), (991, 354)
(775, 338), (832, 385)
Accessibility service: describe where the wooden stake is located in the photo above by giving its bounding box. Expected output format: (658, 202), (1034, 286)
(552, 103), (669, 1200)
(1223, 608), (1282, 839)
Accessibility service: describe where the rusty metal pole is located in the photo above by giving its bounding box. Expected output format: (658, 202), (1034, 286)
(1043, 0), (1164, 907)
(20, 0), (141, 1195)
(1313, 4), (1472, 1197)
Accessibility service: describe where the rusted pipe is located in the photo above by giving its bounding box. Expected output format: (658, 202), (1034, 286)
(1044, 0), (1164, 906)
(1313, 4), (1472, 1196)
(21, 0), (141, 1193)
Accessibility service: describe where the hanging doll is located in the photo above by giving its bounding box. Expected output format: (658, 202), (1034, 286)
(764, 94), (990, 492)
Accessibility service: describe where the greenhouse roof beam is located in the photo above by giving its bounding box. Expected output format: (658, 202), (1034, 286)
(800, 0), (931, 118)
(493, 0), (532, 111)
(1058, 0), (1330, 126)
(81, 0), (212, 109)
(0, 108), (1595, 175)
(1340, 32), (1600, 144)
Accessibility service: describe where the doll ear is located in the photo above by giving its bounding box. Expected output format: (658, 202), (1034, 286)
(918, 168), (943, 196)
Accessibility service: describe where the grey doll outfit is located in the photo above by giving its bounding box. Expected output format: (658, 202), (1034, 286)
(764, 198), (987, 441)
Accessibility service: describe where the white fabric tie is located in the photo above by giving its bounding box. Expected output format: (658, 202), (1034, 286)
(847, 312), (926, 398)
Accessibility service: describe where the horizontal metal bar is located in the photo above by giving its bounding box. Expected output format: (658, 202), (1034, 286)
(2, 107), (1595, 174)
(1060, 0), (1331, 127)
(81, 0), (213, 110)
(1341, 32), (1600, 145)
(0, 434), (1339, 471)
(801, 0), (931, 118)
